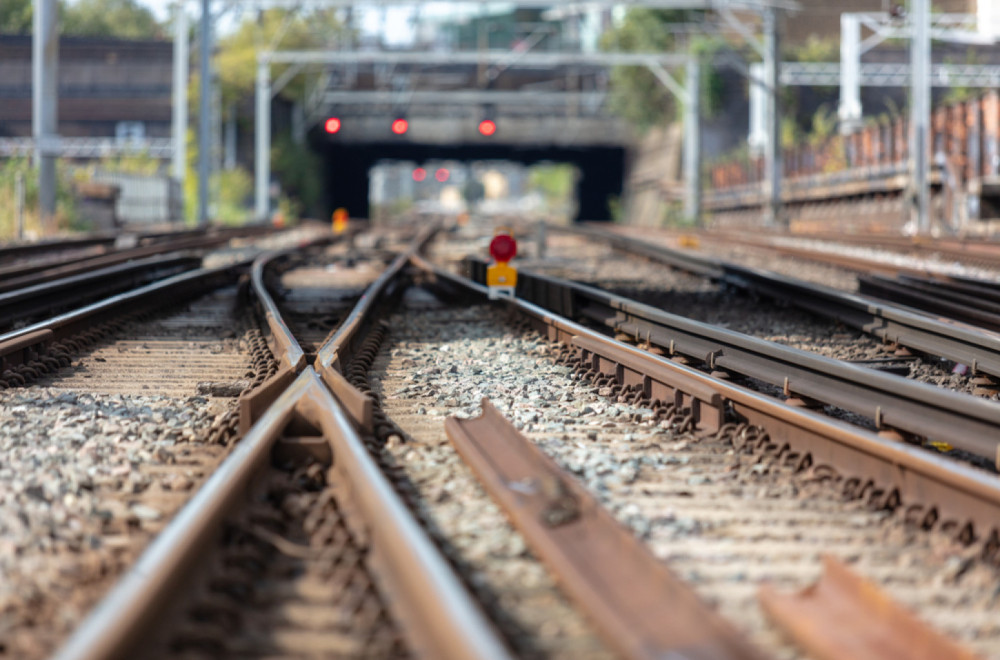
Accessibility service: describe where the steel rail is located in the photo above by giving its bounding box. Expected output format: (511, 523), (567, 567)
(447, 399), (767, 660)
(725, 229), (1000, 270)
(250, 249), (310, 372)
(859, 273), (1000, 333)
(759, 556), (979, 660)
(314, 223), (440, 430)
(237, 244), (320, 434)
(0, 225), (275, 293)
(465, 257), (1000, 461)
(719, 263), (1000, 379)
(54, 367), (511, 660)
(552, 223), (1000, 381)
(0, 255), (200, 330)
(415, 259), (1000, 548)
(0, 234), (115, 261)
(0, 261), (248, 374)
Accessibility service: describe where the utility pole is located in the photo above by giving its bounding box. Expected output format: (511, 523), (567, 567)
(33, 0), (59, 232)
(763, 7), (782, 227)
(198, 0), (212, 225)
(683, 57), (701, 223)
(838, 12), (862, 135)
(15, 172), (25, 241)
(255, 58), (271, 222)
(910, 0), (931, 234)
(172, 2), (189, 191)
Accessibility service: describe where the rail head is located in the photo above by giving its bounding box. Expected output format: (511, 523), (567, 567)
(250, 249), (306, 372)
(53, 367), (511, 660)
(562, 223), (1000, 380)
(412, 258), (1000, 559)
(313, 223), (441, 429)
(0, 260), (250, 373)
(465, 255), (1000, 459)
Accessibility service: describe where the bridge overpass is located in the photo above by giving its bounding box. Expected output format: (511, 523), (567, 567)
(255, 49), (696, 221)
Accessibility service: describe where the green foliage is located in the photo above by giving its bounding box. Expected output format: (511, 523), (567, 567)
(215, 9), (347, 105)
(942, 49), (984, 105)
(528, 163), (576, 203)
(607, 195), (623, 223)
(0, 158), (77, 239)
(270, 133), (321, 217)
(0, 0), (163, 38)
(213, 167), (253, 226)
(73, 151), (163, 180)
(781, 117), (800, 149)
(690, 36), (726, 118)
(62, 0), (163, 39)
(807, 105), (838, 145)
(600, 9), (703, 132)
(0, 0), (32, 34)
(787, 35), (838, 63)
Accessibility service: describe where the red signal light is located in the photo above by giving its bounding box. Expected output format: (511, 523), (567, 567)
(478, 119), (496, 136)
(413, 167), (427, 182)
(489, 233), (517, 263)
(391, 118), (408, 135)
(435, 168), (450, 182)
(324, 117), (341, 134)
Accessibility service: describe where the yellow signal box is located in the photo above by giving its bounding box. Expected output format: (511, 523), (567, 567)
(487, 262), (517, 299)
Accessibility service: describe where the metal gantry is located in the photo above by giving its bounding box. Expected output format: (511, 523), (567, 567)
(29, 0), (790, 228)
(254, 47), (703, 222)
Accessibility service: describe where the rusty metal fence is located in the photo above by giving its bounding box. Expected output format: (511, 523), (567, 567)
(708, 90), (1000, 226)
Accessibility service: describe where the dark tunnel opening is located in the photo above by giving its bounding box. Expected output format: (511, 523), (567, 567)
(313, 137), (625, 222)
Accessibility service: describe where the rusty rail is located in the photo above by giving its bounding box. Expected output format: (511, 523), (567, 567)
(314, 222), (440, 430)
(447, 398), (766, 660)
(859, 273), (1000, 333)
(465, 256), (1000, 463)
(0, 261), (248, 375)
(57, 224), (512, 660)
(0, 225), (274, 293)
(416, 259), (1000, 565)
(759, 556), (980, 660)
(54, 368), (511, 660)
(551, 223), (1000, 383)
(0, 255), (199, 330)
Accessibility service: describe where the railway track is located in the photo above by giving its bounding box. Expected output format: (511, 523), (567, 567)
(545, 223), (1000, 395)
(0, 227), (322, 658)
(8, 221), (1000, 659)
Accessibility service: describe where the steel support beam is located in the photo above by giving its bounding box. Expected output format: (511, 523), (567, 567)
(235, 0), (799, 9)
(255, 59), (271, 222)
(838, 13), (862, 134)
(0, 137), (173, 158)
(783, 62), (1000, 87)
(33, 0), (59, 231)
(911, 0), (931, 234)
(172, 3), (189, 188)
(683, 58), (701, 223)
(322, 90), (609, 108)
(267, 49), (688, 69)
(198, 0), (212, 225)
(748, 62), (766, 155)
(763, 7), (782, 226)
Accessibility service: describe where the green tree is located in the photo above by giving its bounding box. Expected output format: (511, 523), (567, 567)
(1, 0), (163, 38)
(271, 133), (322, 217)
(600, 9), (703, 131)
(215, 9), (347, 105)
(0, 0), (32, 34)
(62, 0), (162, 39)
